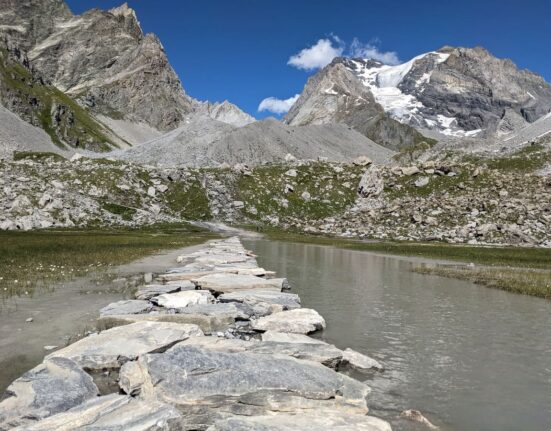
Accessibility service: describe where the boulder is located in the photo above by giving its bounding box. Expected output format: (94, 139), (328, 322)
(11, 394), (183, 431)
(0, 357), (98, 430)
(251, 309), (326, 334)
(193, 273), (288, 293)
(207, 411), (392, 431)
(99, 300), (152, 317)
(152, 290), (214, 309)
(46, 322), (203, 370)
(414, 176), (430, 188)
(342, 348), (384, 372)
(401, 166), (420, 176)
(123, 345), (370, 429)
(358, 167), (384, 198)
(353, 156), (373, 166)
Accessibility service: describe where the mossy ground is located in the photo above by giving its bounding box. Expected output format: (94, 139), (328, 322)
(236, 163), (365, 221)
(0, 224), (218, 300)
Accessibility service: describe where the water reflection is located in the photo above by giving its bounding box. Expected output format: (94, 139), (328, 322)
(245, 239), (551, 431)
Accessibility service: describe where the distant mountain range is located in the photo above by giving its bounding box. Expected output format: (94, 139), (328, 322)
(1, 0), (550, 164)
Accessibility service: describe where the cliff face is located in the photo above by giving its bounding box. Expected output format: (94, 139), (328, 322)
(1, 1), (194, 131)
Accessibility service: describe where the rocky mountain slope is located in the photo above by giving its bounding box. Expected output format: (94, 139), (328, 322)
(286, 47), (551, 146)
(115, 116), (394, 167)
(0, 0), (253, 153)
(2, 134), (550, 246)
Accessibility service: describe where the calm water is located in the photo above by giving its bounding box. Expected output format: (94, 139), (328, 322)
(245, 239), (551, 431)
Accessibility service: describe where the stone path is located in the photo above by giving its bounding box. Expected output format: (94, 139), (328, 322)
(0, 237), (388, 431)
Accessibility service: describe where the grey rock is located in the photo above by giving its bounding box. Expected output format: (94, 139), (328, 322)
(192, 273), (288, 293)
(251, 309), (326, 334)
(12, 393), (183, 431)
(0, 357), (98, 430)
(219, 289), (301, 310)
(98, 313), (234, 336)
(207, 412), (392, 431)
(99, 300), (152, 317)
(124, 345), (370, 429)
(414, 176), (430, 187)
(46, 321), (203, 370)
(152, 290), (214, 309)
(358, 166), (384, 198)
(260, 331), (326, 344)
(135, 282), (194, 300)
(342, 348), (384, 372)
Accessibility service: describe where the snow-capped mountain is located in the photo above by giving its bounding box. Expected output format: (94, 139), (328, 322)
(287, 47), (551, 143)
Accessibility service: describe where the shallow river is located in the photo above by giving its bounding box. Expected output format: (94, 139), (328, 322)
(245, 239), (551, 431)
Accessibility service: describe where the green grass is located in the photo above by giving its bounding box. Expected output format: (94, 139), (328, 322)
(258, 228), (551, 269)
(101, 202), (137, 221)
(164, 179), (211, 220)
(412, 266), (551, 299)
(0, 224), (218, 299)
(236, 163), (364, 221)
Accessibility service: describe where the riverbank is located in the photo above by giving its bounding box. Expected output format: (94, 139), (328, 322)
(0, 237), (395, 431)
(0, 223), (218, 300)
(253, 228), (551, 298)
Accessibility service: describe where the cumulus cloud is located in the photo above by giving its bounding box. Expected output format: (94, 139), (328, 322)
(349, 38), (400, 65)
(258, 94), (300, 115)
(287, 38), (344, 71)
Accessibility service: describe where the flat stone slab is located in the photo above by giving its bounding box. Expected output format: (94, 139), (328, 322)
(124, 345), (370, 429)
(219, 289), (301, 310)
(0, 357), (98, 430)
(193, 273), (288, 293)
(152, 290), (214, 309)
(261, 331), (327, 344)
(47, 321), (204, 370)
(175, 337), (343, 368)
(12, 394), (183, 431)
(207, 411), (392, 431)
(177, 303), (258, 320)
(99, 300), (152, 317)
(251, 309), (326, 334)
(342, 348), (385, 372)
(98, 313), (234, 335)
(135, 281), (195, 300)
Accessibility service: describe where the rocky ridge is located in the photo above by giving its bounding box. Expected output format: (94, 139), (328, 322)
(286, 47), (551, 146)
(0, 237), (393, 431)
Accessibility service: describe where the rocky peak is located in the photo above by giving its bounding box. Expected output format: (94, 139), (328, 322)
(108, 2), (142, 39)
(197, 100), (256, 127)
(285, 59), (427, 151)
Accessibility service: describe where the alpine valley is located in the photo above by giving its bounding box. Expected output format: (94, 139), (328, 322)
(1, 0), (551, 247)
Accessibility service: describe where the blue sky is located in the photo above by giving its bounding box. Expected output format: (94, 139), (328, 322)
(66, 0), (551, 119)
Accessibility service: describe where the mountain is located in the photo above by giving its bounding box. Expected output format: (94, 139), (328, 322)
(288, 47), (551, 143)
(284, 59), (429, 151)
(115, 117), (394, 167)
(0, 0), (253, 152)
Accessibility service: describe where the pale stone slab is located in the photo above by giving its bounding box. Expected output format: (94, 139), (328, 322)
(219, 289), (301, 310)
(135, 281), (194, 300)
(97, 313), (233, 335)
(99, 300), (152, 317)
(12, 394), (183, 431)
(251, 309), (326, 334)
(0, 357), (98, 430)
(342, 348), (385, 372)
(124, 345), (370, 429)
(47, 322), (204, 370)
(152, 290), (214, 309)
(261, 331), (326, 344)
(193, 273), (288, 293)
(207, 411), (392, 431)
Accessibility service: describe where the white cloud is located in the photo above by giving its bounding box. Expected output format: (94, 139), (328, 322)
(349, 38), (400, 65)
(287, 38), (344, 71)
(258, 94), (300, 115)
